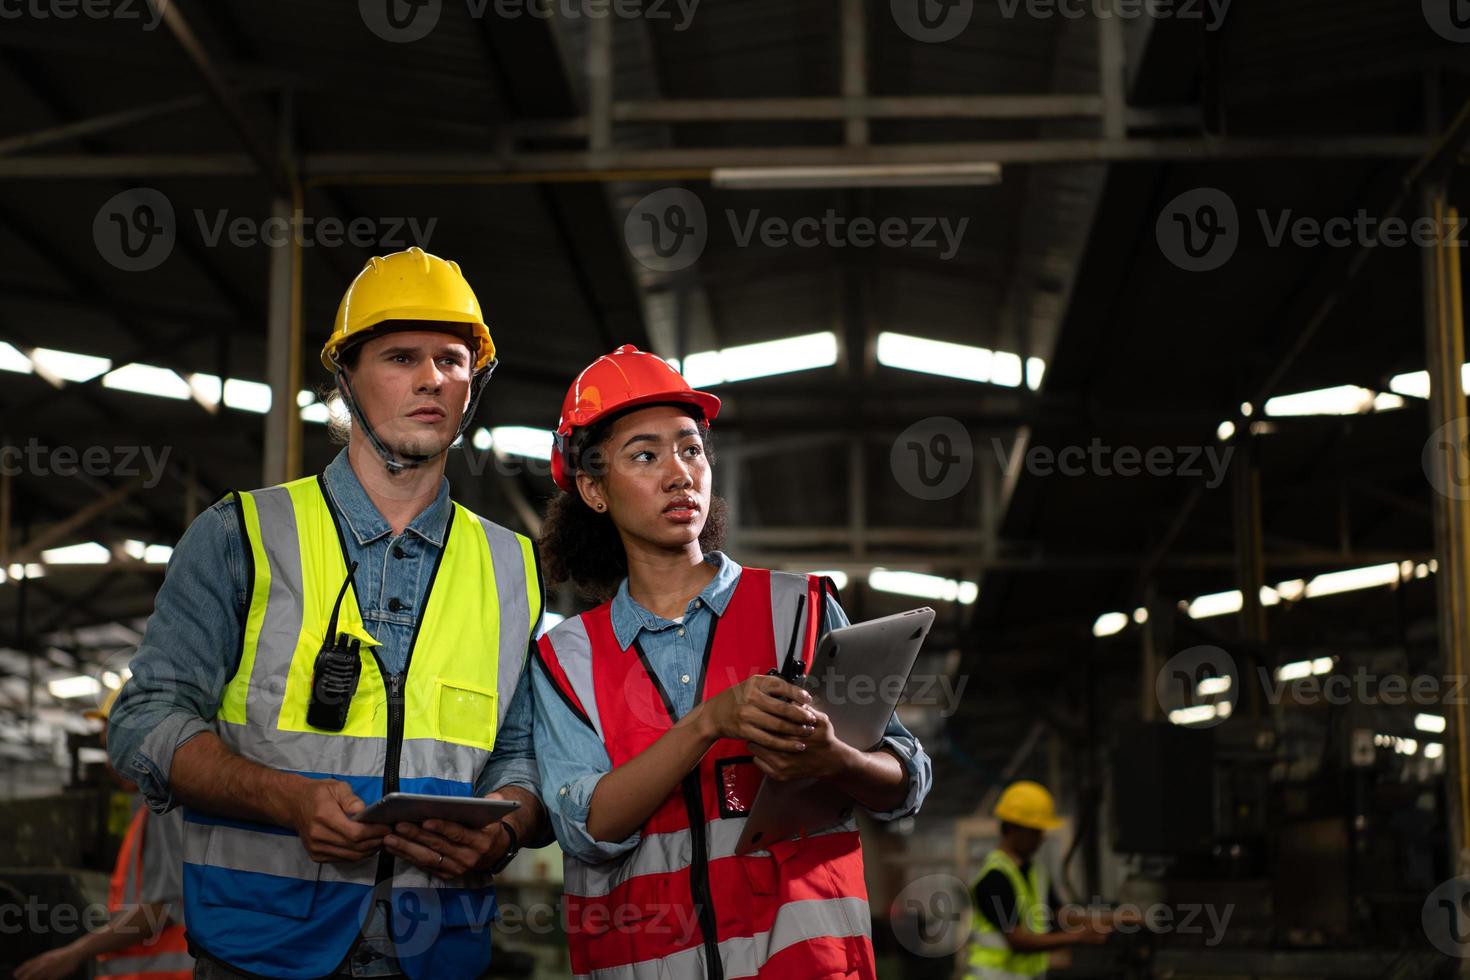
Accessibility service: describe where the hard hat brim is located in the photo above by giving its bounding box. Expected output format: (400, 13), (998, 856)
(321, 311), (496, 373)
(560, 388), (722, 435)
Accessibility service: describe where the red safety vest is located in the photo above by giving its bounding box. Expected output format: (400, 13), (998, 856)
(97, 806), (192, 980)
(538, 567), (876, 980)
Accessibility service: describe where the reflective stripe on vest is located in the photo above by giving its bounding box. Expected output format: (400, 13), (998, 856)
(538, 567), (876, 980)
(183, 475), (540, 980)
(97, 806), (192, 980)
(968, 850), (1049, 978)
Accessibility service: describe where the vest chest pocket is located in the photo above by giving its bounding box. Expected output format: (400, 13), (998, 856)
(433, 678), (498, 750)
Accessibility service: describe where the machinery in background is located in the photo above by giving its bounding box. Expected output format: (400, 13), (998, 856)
(1078, 699), (1447, 979)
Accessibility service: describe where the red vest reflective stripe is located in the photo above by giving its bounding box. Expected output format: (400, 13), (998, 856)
(97, 807), (192, 980)
(539, 567), (876, 979)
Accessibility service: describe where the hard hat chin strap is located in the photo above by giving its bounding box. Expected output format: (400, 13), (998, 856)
(333, 359), (497, 475)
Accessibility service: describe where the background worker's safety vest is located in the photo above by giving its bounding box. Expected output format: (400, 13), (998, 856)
(181, 475), (541, 980)
(96, 806), (192, 980)
(537, 567), (876, 980)
(967, 850), (1050, 980)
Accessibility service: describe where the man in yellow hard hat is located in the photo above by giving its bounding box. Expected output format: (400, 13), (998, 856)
(966, 781), (1112, 979)
(108, 247), (549, 980)
(16, 687), (193, 980)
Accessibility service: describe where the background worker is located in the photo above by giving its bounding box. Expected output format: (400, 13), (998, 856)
(16, 687), (192, 980)
(107, 247), (548, 980)
(967, 781), (1113, 979)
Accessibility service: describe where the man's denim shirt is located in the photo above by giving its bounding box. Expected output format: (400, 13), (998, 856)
(107, 449), (543, 814)
(532, 551), (933, 865)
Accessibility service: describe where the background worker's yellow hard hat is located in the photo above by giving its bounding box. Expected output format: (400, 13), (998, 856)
(321, 246), (496, 373)
(993, 780), (1064, 831)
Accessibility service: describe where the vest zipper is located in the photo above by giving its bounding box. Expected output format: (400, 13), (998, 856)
(680, 773), (724, 980)
(373, 661), (406, 887)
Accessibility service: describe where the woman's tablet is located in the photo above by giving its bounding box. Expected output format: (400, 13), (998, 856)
(353, 793), (520, 826)
(736, 606), (936, 855)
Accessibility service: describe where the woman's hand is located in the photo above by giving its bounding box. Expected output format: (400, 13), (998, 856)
(695, 674), (817, 751)
(749, 709), (858, 782)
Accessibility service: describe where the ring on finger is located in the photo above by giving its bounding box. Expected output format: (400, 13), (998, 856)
(437, 853), (445, 866)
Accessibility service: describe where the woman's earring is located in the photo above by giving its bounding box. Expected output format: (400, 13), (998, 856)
(596, 503), (606, 511)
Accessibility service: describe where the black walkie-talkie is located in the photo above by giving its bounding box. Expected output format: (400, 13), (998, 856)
(766, 594), (808, 701)
(308, 562), (363, 732)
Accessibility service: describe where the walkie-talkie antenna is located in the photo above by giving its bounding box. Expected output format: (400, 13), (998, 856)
(782, 594), (806, 675)
(325, 561), (360, 641)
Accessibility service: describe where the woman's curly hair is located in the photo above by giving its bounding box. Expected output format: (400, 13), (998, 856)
(540, 406), (727, 603)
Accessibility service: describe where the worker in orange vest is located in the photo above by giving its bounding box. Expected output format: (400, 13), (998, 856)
(15, 687), (192, 980)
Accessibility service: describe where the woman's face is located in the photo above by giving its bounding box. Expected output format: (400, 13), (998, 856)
(578, 404), (711, 550)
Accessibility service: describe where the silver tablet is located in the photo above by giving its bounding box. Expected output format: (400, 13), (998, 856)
(353, 792), (521, 826)
(735, 606), (936, 855)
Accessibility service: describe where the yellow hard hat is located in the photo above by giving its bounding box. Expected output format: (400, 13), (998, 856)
(993, 780), (1064, 831)
(84, 686), (122, 722)
(322, 246), (496, 373)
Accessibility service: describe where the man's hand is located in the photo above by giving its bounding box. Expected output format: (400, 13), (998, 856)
(748, 709), (857, 782)
(287, 778), (390, 863)
(382, 787), (526, 881)
(384, 818), (510, 880)
(14, 945), (82, 980)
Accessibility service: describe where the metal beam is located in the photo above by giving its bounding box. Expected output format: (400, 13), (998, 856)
(0, 136), (1439, 181)
(0, 92), (219, 157)
(5, 479), (143, 567)
(611, 95), (1107, 122)
(156, 0), (294, 197)
(262, 189), (304, 486)
(1422, 187), (1470, 876)
(1096, 1), (1127, 141)
(841, 0), (868, 147)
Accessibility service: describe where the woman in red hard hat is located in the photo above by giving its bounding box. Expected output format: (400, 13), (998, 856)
(532, 345), (932, 979)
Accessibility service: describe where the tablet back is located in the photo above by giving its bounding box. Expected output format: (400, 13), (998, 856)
(735, 606), (936, 855)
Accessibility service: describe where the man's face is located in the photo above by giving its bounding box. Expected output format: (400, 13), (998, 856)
(1011, 825), (1045, 859)
(580, 405), (711, 550)
(347, 330), (473, 460)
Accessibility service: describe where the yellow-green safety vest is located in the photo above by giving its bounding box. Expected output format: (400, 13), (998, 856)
(180, 474), (541, 980)
(968, 849), (1050, 979)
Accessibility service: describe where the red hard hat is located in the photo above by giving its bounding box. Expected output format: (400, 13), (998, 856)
(551, 344), (722, 491)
